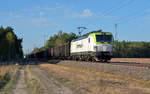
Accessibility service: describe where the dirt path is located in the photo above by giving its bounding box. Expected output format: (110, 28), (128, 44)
(32, 66), (73, 94)
(13, 68), (28, 94)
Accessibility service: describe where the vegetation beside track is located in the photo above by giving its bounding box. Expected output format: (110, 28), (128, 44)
(0, 65), (19, 94)
(114, 41), (150, 58)
(25, 66), (45, 94)
(31, 31), (77, 54)
(39, 63), (150, 94)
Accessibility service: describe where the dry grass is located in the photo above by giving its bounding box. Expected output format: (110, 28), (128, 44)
(25, 65), (45, 94)
(0, 65), (18, 94)
(39, 64), (150, 94)
(0, 66), (17, 80)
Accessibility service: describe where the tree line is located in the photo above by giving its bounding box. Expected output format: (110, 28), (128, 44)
(46, 30), (77, 48)
(32, 31), (150, 58)
(0, 26), (23, 61)
(31, 31), (77, 54)
(114, 41), (150, 58)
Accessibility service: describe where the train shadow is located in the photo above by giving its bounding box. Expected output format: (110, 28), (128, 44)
(15, 59), (63, 65)
(43, 59), (62, 64)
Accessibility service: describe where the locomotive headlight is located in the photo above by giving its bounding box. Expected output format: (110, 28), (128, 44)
(94, 46), (98, 51)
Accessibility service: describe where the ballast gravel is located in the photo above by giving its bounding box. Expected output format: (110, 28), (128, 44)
(56, 60), (150, 81)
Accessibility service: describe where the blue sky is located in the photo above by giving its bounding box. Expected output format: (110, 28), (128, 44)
(0, 0), (150, 54)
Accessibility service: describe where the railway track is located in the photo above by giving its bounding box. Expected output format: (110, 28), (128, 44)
(108, 61), (150, 68)
(86, 60), (150, 68)
(49, 59), (150, 68)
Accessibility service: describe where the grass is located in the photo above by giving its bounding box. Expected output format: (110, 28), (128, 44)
(58, 63), (150, 86)
(24, 65), (45, 94)
(0, 65), (19, 94)
(39, 64), (150, 94)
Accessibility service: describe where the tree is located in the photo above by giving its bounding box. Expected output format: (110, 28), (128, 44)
(114, 41), (150, 58)
(46, 31), (77, 48)
(0, 26), (23, 61)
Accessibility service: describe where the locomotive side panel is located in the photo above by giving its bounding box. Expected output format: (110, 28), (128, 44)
(71, 37), (90, 54)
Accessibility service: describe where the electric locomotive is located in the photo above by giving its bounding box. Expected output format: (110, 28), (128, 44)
(70, 30), (114, 62)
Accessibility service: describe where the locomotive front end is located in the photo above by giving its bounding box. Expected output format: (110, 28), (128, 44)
(93, 32), (114, 61)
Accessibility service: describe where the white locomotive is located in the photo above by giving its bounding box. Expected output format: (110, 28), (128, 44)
(70, 30), (114, 62)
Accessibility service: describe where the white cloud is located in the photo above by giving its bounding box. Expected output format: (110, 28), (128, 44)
(39, 12), (44, 17)
(71, 9), (114, 19)
(72, 9), (93, 18)
(32, 6), (61, 12)
(0, 5), (62, 19)
(56, 2), (60, 6)
(14, 15), (23, 18)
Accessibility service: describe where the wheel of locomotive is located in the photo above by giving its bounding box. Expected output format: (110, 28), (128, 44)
(75, 56), (79, 61)
(88, 56), (92, 62)
(91, 56), (96, 62)
(82, 55), (87, 61)
(73, 56), (75, 60)
(82, 56), (85, 61)
(68, 56), (71, 60)
(79, 55), (82, 61)
(103, 59), (108, 62)
(100, 59), (108, 62)
(73, 56), (76, 60)
(86, 56), (90, 62)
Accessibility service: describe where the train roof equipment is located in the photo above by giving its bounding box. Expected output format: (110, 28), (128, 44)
(72, 29), (112, 42)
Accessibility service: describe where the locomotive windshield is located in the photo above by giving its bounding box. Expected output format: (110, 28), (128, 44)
(96, 35), (112, 42)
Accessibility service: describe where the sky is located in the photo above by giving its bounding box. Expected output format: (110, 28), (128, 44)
(0, 0), (150, 54)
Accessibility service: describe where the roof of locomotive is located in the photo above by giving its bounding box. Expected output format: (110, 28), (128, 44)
(72, 29), (112, 42)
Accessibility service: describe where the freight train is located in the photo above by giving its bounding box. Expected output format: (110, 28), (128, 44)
(28, 30), (114, 62)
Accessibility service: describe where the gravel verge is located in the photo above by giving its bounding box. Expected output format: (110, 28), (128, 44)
(56, 60), (150, 81)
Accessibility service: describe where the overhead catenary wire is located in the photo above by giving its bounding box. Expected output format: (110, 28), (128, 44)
(79, 0), (149, 36)
(101, 0), (127, 14)
(101, 0), (135, 16)
(115, 7), (150, 24)
(111, 0), (150, 42)
(114, 0), (150, 24)
(94, 0), (136, 31)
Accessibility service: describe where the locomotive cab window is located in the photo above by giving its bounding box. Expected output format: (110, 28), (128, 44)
(96, 35), (112, 42)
